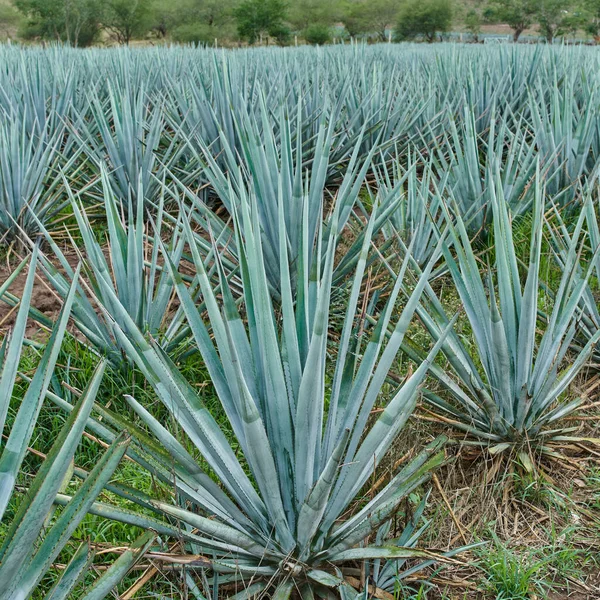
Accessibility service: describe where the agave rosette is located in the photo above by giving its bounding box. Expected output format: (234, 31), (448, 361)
(404, 171), (600, 452)
(32, 167), (188, 365)
(77, 176), (462, 597)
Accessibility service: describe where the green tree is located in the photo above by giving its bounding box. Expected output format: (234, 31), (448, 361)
(288, 0), (340, 31)
(341, 0), (366, 37)
(182, 0), (235, 29)
(341, 0), (368, 37)
(102, 0), (152, 44)
(582, 0), (600, 37)
(0, 2), (21, 39)
(342, 0), (398, 40)
(234, 0), (287, 44)
(148, 0), (182, 37)
(394, 0), (452, 42)
(170, 23), (213, 43)
(165, 0), (237, 44)
(465, 8), (482, 41)
(537, 0), (578, 42)
(14, 0), (101, 45)
(487, 0), (537, 41)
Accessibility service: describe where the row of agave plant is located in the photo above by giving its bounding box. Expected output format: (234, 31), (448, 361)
(2, 44), (600, 598)
(3, 43), (600, 245)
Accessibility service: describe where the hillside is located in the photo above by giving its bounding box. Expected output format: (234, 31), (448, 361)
(0, 0), (21, 40)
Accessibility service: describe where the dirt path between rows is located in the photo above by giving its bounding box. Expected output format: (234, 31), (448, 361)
(0, 251), (79, 339)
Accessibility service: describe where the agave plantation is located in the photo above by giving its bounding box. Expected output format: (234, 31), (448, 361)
(1, 42), (600, 598)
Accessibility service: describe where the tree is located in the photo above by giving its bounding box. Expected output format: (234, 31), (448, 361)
(341, 0), (369, 37)
(168, 0), (237, 43)
(487, 0), (537, 41)
(179, 0), (235, 30)
(341, 0), (366, 37)
(0, 3), (22, 39)
(102, 0), (152, 44)
(582, 0), (600, 38)
(14, 0), (101, 46)
(234, 0), (287, 44)
(465, 9), (482, 41)
(537, 0), (578, 42)
(148, 0), (183, 38)
(394, 0), (452, 42)
(342, 0), (398, 40)
(288, 0), (341, 31)
(171, 22), (214, 44)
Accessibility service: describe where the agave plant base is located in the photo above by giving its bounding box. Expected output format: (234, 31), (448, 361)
(440, 421), (593, 475)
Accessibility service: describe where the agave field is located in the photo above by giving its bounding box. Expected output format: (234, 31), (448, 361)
(1, 42), (600, 598)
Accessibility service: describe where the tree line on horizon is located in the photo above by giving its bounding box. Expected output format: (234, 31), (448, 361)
(1, 0), (600, 47)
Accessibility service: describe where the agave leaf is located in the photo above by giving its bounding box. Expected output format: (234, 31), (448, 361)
(297, 429), (350, 557)
(0, 263), (81, 520)
(79, 532), (156, 600)
(329, 546), (459, 563)
(0, 358), (105, 594)
(14, 432), (130, 596)
(43, 543), (95, 600)
(229, 583), (268, 600)
(272, 580), (294, 600)
(307, 570), (344, 587)
(148, 500), (273, 557)
(0, 246), (38, 435)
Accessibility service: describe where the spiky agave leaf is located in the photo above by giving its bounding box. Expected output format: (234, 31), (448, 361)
(426, 104), (537, 235)
(529, 75), (599, 206)
(374, 148), (447, 270)
(71, 84), (183, 210)
(365, 492), (483, 595)
(547, 191), (600, 369)
(0, 253), (80, 518)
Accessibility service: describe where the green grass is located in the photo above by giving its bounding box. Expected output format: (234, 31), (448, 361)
(480, 540), (547, 600)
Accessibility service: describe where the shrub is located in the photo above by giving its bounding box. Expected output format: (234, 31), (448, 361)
(303, 23), (332, 45)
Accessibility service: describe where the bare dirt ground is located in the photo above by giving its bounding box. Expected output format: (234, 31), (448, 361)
(0, 251), (79, 339)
